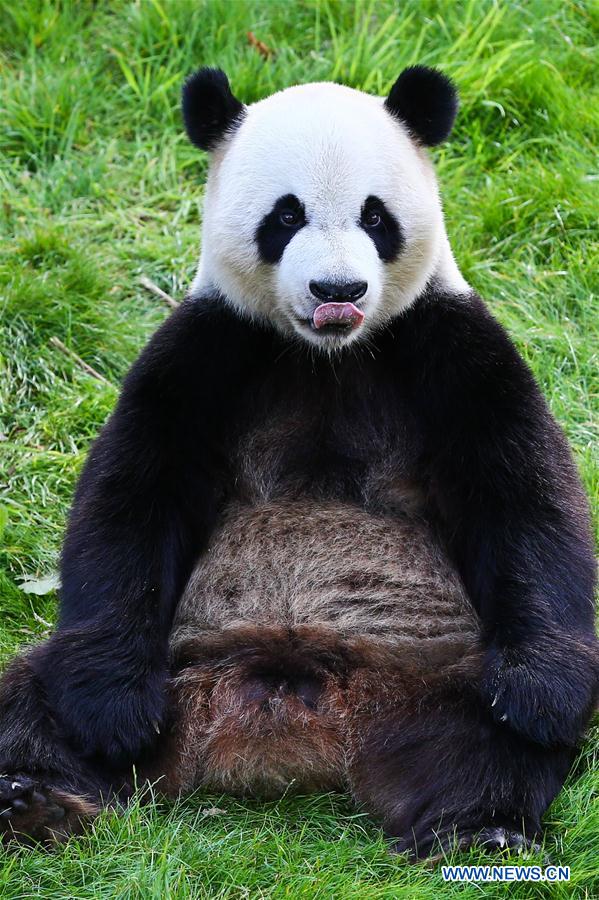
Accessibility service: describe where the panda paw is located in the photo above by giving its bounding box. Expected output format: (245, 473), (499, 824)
(483, 640), (597, 747)
(54, 676), (168, 767)
(36, 652), (168, 766)
(31, 632), (169, 767)
(0, 774), (99, 845)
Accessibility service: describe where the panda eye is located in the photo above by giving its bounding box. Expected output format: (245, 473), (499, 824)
(362, 208), (381, 228)
(359, 195), (403, 262)
(279, 209), (301, 227)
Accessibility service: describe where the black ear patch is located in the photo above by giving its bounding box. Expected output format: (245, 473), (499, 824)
(384, 66), (458, 146)
(182, 67), (245, 151)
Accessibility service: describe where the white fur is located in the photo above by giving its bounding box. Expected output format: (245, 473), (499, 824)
(192, 81), (469, 347)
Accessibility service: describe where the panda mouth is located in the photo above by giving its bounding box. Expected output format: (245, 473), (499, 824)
(311, 302), (365, 333)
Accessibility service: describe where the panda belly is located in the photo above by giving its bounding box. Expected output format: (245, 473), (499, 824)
(166, 500), (481, 799)
(172, 499), (477, 650)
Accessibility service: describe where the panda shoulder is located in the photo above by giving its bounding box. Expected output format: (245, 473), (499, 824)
(405, 285), (523, 360)
(122, 292), (275, 401)
(395, 284), (540, 407)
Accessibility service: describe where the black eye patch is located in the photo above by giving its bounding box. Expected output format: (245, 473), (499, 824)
(359, 196), (403, 262)
(256, 194), (307, 264)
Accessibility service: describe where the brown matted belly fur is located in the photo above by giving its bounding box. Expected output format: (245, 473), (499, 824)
(164, 500), (482, 799)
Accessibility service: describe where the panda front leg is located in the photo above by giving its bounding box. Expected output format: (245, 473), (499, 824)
(347, 670), (575, 859)
(0, 644), (133, 845)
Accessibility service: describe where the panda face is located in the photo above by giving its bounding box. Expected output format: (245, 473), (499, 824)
(185, 71), (463, 349)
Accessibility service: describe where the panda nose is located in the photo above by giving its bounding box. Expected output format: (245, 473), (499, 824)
(309, 280), (368, 303)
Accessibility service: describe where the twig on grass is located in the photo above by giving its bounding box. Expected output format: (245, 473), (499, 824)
(33, 611), (54, 630)
(247, 31), (273, 59)
(49, 337), (113, 387)
(139, 275), (179, 309)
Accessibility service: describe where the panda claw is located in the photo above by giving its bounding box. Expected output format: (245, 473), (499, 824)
(6, 776), (34, 797)
(465, 826), (540, 855)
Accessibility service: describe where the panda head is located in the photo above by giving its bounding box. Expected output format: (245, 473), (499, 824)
(183, 66), (465, 350)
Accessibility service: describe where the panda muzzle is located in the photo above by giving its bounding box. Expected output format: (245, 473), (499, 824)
(312, 302), (365, 331)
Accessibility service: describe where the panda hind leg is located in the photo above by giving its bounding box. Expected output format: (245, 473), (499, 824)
(347, 667), (575, 860)
(0, 648), (133, 846)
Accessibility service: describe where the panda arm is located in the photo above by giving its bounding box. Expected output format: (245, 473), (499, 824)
(406, 290), (597, 747)
(31, 297), (261, 765)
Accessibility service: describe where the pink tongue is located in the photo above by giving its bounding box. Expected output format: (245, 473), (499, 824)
(313, 302), (365, 331)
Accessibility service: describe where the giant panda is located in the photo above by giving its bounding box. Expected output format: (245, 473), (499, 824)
(0, 66), (596, 859)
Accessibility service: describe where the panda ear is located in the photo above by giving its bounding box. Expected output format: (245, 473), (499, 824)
(384, 66), (458, 146)
(182, 67), (245, 151)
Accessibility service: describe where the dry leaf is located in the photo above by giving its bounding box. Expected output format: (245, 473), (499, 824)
(17, 573), (60, 595)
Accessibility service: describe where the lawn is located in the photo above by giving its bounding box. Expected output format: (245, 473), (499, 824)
(0, 0), (597, 896)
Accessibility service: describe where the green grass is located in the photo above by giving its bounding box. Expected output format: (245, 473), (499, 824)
(0, 0), (597, 896)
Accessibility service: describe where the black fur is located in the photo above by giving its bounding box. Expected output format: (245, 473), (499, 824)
(255, 194), (307, 264)
(0, 285), (596, 847)
(385, 66), (458, 146)
(182, 68), (245, 151)
(360, 195), (403, 262)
